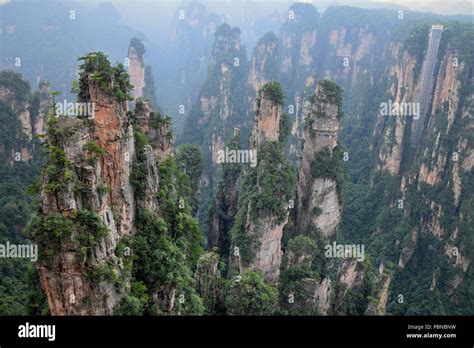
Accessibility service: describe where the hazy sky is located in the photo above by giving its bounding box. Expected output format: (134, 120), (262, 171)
(0, 0), (472, 33)
(0, 0), (473, 16)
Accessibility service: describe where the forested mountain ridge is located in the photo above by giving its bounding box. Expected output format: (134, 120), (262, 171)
(0, 70), (49, 314)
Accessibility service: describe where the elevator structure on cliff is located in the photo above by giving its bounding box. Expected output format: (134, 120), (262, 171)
(411, 24), (443, 147)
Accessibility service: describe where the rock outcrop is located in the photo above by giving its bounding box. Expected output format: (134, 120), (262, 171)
(181, 22), (248, 165)
(127, 38), (160, 109)
(195, 250), (222, 313)
(247, 32), (280, 95)
(230, 82), (295, 282)
(0, 70), (42, 162)
(208, 131), (241, 254)
(0, 72), (32, 139)
(374, 43), (418, 175)
(30, 52), (199, 316)
(128, 38), (146, 99)
(280, 235), (333, 315)
(360, 23), (473, 314)
(33, 80), (52, 137)
(296, 80), (342, 237)
(280, 3), (318, 82)
(33, 53), (136, 315)
(250, 87), (283, 148)
(171, 1), (220, 110)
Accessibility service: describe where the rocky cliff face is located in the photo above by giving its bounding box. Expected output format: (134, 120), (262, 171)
(0, 70), (48, 163)
(373, 43), (418, 175)
(88, 84), (136, 238)
(128, 37), (161, 111)
(128, 38), (160, 110)
(30, 52), (195, 316)
(321, 26), (378, 88)
(208, 23), (246, 137)
(32, 54), (136, 315)
(0, 70), (47, 315)
(2, 2), (471, 317)
(208, 131), (241, 254)
(269, 13), (474, 315)
(296, 80), (342, 237)
(365, 263), (392, 315)
(177, 22), (254, 298)
(315, 7), (396, 92)
(134, 100), (161, 214)
(33, 80), (51, 137)
(280, 3), (318, 83)
(345, 23), (474, 315)
(136, 99), (173, 163)
(243, 213), (287, 282)
(397, 30), (472, 310)
(171, 1), (220, 110)
(147, 113), (174, 162)
(128, 39), (145, 100)
(250, 89), (282, 148)
(180, 22), (249, 233)
(0, 78), (32, 141)
(181, 23), (247, 152)
(374, 37), (464, 178)
(278, 3), (319, 159)
(131, 103), (203, 315)
(247, 32), (280, 95)
(194, 250), (222, 313)
(277, 80), (345, 316)
(280, 235), (333, 315)
(180, 6), (472, 316)
(245, 88), (285, 281)
(229, 83), (294, 282)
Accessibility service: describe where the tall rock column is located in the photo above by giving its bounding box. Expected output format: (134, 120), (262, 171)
(33, 80), (52, 137)
(278, 3), (319, 161)
(128, 38), (160, 109)
(280, 3), (318, 85)
(0, 70), (34, 162)
(128, 38), (146, 100)
(208, 130), (242, 255)
(247, 32), (280, 99)
(181, 23), (248, 160)
(230, 82), (295, 282)
(296, 80), (343, 237)
(279, 80), (344, 316)
(32, 53), (135, 315)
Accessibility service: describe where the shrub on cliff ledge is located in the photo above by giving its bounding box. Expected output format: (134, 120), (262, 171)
(311, 79), (344, 119)
(309, 145), (347, 203)
(0, 70), (30, 107)
(258, 81), (284, 105)
(78, 52), (132, 102)
(224, 271), (278, 315)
